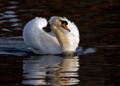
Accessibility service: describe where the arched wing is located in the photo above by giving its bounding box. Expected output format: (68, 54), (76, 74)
(23, 17), (61, 54)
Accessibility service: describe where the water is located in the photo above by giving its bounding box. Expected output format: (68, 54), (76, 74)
(0, 0), (120, 86)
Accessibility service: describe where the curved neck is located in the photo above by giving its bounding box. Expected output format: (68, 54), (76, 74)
(52, 26), (71, 52)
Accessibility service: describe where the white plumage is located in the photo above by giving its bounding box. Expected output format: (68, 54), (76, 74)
(23, 16), (80, 54)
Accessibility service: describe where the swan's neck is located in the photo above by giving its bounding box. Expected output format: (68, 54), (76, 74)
(52, 26), (71, 52)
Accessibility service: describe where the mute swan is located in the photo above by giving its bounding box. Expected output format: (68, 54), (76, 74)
(23, 16), (79, 54)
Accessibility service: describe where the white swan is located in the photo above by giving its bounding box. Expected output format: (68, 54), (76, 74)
(23, 16), (79, 54)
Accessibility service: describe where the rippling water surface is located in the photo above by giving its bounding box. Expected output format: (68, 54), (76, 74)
(0, 0), (120, 86)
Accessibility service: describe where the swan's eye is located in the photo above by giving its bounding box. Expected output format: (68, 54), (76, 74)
(60, 20), (68, 25)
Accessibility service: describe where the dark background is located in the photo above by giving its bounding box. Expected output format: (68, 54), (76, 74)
(0, 0), (120, 86)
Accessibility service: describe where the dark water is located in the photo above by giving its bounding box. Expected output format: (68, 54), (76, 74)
(0, 0), (120, 86)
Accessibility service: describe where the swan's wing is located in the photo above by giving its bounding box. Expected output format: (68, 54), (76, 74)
(64, 17), (80, 50)
(23, 17), (61, 54)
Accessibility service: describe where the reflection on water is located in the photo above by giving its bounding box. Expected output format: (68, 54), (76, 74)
(23, 55), (79, 86)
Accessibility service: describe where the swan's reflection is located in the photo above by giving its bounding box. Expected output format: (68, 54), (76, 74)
(22, 55), (80, 86)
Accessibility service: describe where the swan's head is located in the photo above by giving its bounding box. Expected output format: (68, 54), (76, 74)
(49, 16), (70, 32)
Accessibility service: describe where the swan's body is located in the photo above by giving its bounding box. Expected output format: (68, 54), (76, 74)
(23, 16), (79, 54)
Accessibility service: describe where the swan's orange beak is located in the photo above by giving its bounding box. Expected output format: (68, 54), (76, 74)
(62, 23), (70, 32)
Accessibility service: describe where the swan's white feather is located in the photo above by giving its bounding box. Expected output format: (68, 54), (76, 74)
(64, 17), (80, 50)
(23, 17), (61, 54)
(23, 16), (79, 54)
